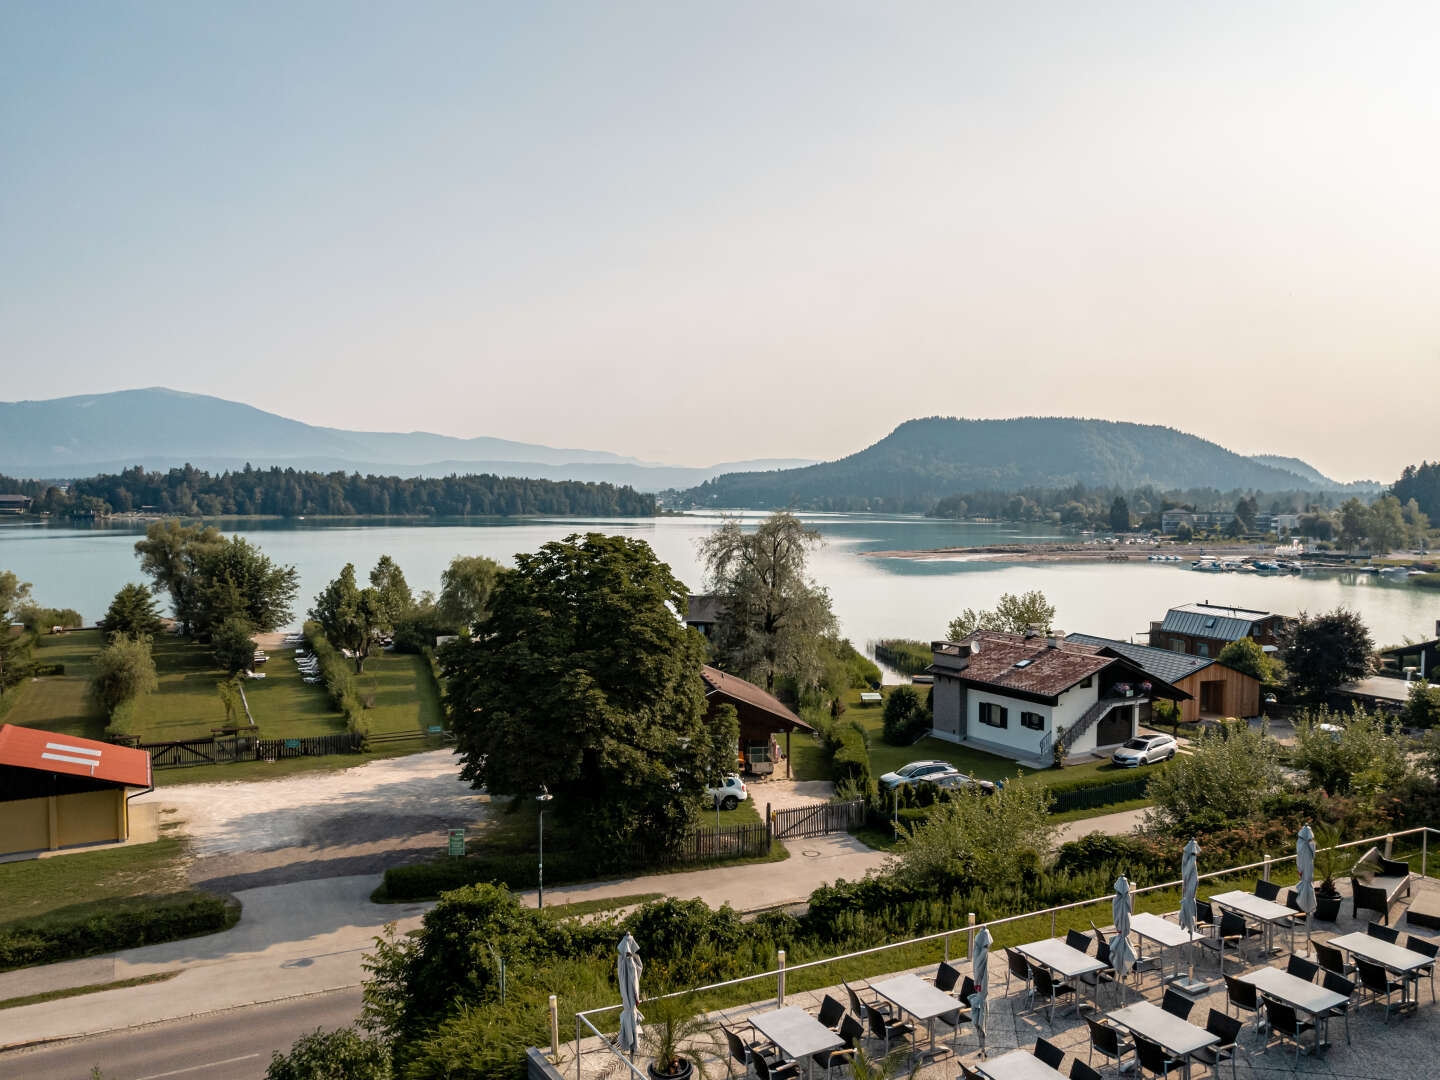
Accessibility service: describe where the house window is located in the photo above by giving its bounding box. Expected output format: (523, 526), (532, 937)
(1021, 711), (1045, 730)
(1197, 642), (1210, 657)
(979, 702), (1008, 728)
(1079, 676), (1093, 688)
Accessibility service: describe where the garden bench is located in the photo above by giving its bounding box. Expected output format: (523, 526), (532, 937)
(1351, 846), (1413, 924)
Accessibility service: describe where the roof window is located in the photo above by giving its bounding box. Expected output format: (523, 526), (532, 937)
(1014, 658), (1034, 668)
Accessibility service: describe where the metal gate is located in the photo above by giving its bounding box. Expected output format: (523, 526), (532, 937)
(769, 798), (865, 840)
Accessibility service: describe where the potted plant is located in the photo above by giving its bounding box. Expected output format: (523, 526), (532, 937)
(641, 994), (714, 1080)
(1311, 823), (1344, 923)
(1114, 682), (1133, 698)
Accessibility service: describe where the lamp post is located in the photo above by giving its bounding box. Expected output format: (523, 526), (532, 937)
(536, 786), (553, 909)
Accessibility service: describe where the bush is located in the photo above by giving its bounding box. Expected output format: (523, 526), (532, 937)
(881, 687), (928, 745)
(266, 1027), (391, 1080)
(379, 851), (603, 901)
(30, 662), (64, 677)
(0, 892), (237, 971)
(303, 621), (367, 738)
(90, 633), (158, 720)
(827, 725), (873, 796)
(16, 606), (83, 634)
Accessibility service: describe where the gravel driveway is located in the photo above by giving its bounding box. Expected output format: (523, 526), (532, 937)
(136, 750), (488, 892)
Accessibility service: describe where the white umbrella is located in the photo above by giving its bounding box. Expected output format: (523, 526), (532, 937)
(618, 933), (643, 1057)
(1297, 825), (1318, 955)
(1110, 876), (1136, 999)
(969, 926), (992, 1059)
(1179, 839), (1200, 987)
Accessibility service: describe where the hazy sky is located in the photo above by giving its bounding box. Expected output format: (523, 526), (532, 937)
(3, 3), (1436, 480)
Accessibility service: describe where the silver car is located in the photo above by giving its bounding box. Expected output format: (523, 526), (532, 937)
(1111, 734), (1178, 767)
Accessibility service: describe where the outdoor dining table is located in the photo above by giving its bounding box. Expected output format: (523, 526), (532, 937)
(1210, 889), (1297, 955)
(973, 1047), (1066, 1080)
(1129, 912), (1192, 986)
(747, 1006), (842, 1080)
(1238, 966), (1347, 1052)
(1328, 932), (1434, 1010)
(869, 973), (966, 1059)
(1107, 1000), (1217, 1079)
(1014, 938), (1107, 1014)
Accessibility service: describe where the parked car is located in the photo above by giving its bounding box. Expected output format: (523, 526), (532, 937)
(879, 760), (957, 790)
(931, 772), (1001, 795)
(1111, 734), (1178, 767)
(706, 774), (748, 811)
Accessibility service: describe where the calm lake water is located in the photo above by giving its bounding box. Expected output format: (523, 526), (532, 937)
(2, 512), (1435, 651)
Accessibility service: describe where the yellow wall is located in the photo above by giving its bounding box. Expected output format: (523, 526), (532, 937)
(0, 789), (127, 856)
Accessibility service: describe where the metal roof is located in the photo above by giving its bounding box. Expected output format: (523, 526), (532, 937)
(1063, 633), (1218, 684)
(0, 723), (151, 788)
(1159, 603), (1276, 642)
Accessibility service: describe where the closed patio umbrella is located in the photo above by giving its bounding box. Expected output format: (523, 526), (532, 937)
(1179, 839), (1200, 988)
(1297, 824), (1317, 955)
(1110, 876), (1136, 1000)
(618, 932), (644, 1057)
(970, 926), (992, 1059)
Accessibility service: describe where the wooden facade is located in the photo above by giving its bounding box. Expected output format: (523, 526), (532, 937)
(1170, 663), (1260, 724)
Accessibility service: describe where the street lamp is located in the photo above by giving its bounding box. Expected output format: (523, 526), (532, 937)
(536, 786), (554, 909)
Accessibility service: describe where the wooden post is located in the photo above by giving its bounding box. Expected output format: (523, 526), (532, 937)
(786, 729), (792, 779)
(549, 995), (560, 1061)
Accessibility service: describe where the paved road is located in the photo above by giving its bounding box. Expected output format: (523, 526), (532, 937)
(0, 987), (363, 1080)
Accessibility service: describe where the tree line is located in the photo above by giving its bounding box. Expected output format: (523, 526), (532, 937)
(0, 464), (656, 518)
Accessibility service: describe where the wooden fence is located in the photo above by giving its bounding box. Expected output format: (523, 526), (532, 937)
(632, 822), (771, 867)
(136, 730), (363, 769)
(770, 798), (866, 839)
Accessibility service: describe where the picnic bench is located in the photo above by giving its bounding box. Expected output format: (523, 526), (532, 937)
(1350, 846), (1413, 924)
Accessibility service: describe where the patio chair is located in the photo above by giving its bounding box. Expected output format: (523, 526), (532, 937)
(1314, 940), (1351, 978)
(1132, 1034), (1184, 1079)
(810, 1018), (859, 1080)
(1069, 1062), (1103, 1080)
(1194, 899), (1215, 930)
(1089, 920), (1109, 945)
(1355, 958), (1405, 1023)
(958, 975), (978, 1003)
(722, 1026), (791, 1080)
(958, 1065), (984, 1080)
(1030, 966), (1077, 1025)
(1189, 1008), (1243, 1080)
(863, 1003), (913, 1055)
(816, 994), (845, 1032)
(1320, 970), (1354, 1046)
(1033, 1037), (1065, 1070)
(1254, 879), (1281, 902)
(1004, 949), (1032, 1001)
(934, 960), (962, 993)
(1285, 955), (1319, 982)
(752, 1052), (800, 1080)
(1077, 941), (1117, 1006)
(1085, 1016), (1130, 1074)
(1222, 974), (1262, 1040)
(1066, 929), (1093, 954)
(1160, 988), (1194, 1021)
(1262, 999), (1314, 1065)
(1405, 934), (1438, 1001)
(1199, 913), (1248, 970)
(844, 982), (893, 1021)
(1367, 921), (1401, 944)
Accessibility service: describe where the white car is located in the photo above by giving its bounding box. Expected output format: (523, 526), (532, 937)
(1112, 734), (1178, 767)
(707, 774), (748, 811)
(879, 760), (958, 790)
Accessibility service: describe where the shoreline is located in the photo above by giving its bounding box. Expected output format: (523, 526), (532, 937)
(859, 542), (1434, 568)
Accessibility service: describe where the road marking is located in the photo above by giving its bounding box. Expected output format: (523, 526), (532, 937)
(135, 1053), (260, 1079)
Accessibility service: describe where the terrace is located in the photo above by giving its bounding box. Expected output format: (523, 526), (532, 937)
(553, 828), (1439, 1080)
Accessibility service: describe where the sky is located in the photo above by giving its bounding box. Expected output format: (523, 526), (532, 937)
(2, 2), (1437, 481)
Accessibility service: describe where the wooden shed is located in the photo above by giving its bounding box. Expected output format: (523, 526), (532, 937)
(1066, 634), (1262, 724)
(700, 665), (814, 780)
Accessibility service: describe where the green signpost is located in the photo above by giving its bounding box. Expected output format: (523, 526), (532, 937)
(447, 828), (466, 857)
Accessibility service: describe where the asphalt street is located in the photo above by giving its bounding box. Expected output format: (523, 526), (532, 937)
(0, 987), (363, 1080)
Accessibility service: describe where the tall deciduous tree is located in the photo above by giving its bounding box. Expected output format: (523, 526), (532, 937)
(135, 523), (297, 635)
(0, 570), (33, 695)
(1279, 608), (1374, 699)
(134, 521), (223, 633)
(443, 533), (710, 851)
(437, 554), (504, 631)
(947, 589), (1056, 640)
(309, 563), (388, 673)
(102, 583), (165, 641)
(212, 616), (256, 676)
(368, 555), (413, 624)
(89, 633), (158, 717)
(698, 512), (837, 694)
(1215, 636), (1280, 685)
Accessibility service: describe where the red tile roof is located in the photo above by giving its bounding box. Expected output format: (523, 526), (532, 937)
(944, 631), (1115, 699)
(0, 724), (152, 789)
(701, 665), (813, 731)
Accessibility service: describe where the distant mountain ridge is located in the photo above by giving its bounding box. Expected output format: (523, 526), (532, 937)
(685, 416), (1362, 510)
(0, 389), (811, 491)
(1245, 453), (1378, 490)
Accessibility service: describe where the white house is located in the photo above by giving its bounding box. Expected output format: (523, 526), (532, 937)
(927, 629), (1188, 764)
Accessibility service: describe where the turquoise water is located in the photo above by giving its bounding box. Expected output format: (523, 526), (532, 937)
(1, 512), (1434, 649)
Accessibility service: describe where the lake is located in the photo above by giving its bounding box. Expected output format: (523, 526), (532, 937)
(2, 512), (1435, 651)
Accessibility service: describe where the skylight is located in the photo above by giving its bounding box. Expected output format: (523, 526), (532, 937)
(1014, 658), (1034, 668)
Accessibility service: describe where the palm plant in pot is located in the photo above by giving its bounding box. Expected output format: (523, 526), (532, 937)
(641, 993), (715, 1080)
(1311, 823), (1345, 923)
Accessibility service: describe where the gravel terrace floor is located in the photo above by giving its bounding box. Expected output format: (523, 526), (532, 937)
(136, 749), (488, 892)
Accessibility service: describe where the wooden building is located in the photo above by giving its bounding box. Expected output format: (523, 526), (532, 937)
(1067, 633), (1262, 724)
(1379, 624), (1440, 681)
(0, 724), (152, 857)
(1147, 601), (1288, 659)
(700, 665), (813, 779)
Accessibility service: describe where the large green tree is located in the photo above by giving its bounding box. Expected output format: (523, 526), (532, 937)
(947, 589), (1056, 640)
(0, 571), (33, 695)
(102, 583), (165, 641)
(368, 554), (414, 625)
(135, 522), (297, 635)
(309, 562), (389, 673)
(1215, 636), (1280, 685)
(436, 554), (504, 631)
(134, 521), (224, 634)
(89, 633), (158, 717)
(698, 512), (837, 694)
(1145, 722), (1282, 833)
(212, 616), (257, 676)
(443, 533), (712, 850)
(1279, 608), (1374, 699)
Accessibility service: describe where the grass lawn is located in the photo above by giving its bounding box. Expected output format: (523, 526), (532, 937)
(0, 630), (108, 739)
(0, 835), (192, 925)
(351, 650), (443, 736)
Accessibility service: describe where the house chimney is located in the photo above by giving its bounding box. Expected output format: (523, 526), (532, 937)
(1024, 623), (1042, 639)
(1047, 632), (1063, 649)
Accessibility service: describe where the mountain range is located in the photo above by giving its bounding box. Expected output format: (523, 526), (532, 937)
(0, 389), (810, 492)
(682, 416), (1376, 509)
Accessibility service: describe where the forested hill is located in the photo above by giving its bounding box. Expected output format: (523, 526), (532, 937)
(2, 465), (656, 518)
(684, 417), (1333, 511)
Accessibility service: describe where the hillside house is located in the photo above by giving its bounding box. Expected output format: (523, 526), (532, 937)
(1147, 601), (1287, 658)
(0, 494), (32, 515)
(927, 630), (1188, 765)
(700, 665), (813, 779)
(1379, 624), (1440, 681)
(1064, 633), (1261, 723)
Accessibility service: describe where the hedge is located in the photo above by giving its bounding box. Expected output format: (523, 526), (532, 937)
(302, 621), (368, 738)
(0, 892), (239, 971)
(1048, 774), (1152, 814)
(379, 851), (603, 901)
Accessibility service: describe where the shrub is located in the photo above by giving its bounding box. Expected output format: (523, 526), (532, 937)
(303, 621), (366, 737)
(16, 606), (83, 634)
(266, 1027), (391, 1080)
(881, 686), (927, 745)
(378, 851), (605, 902)
(0, 893), (237, 971)
(90, 633), (158, 719)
